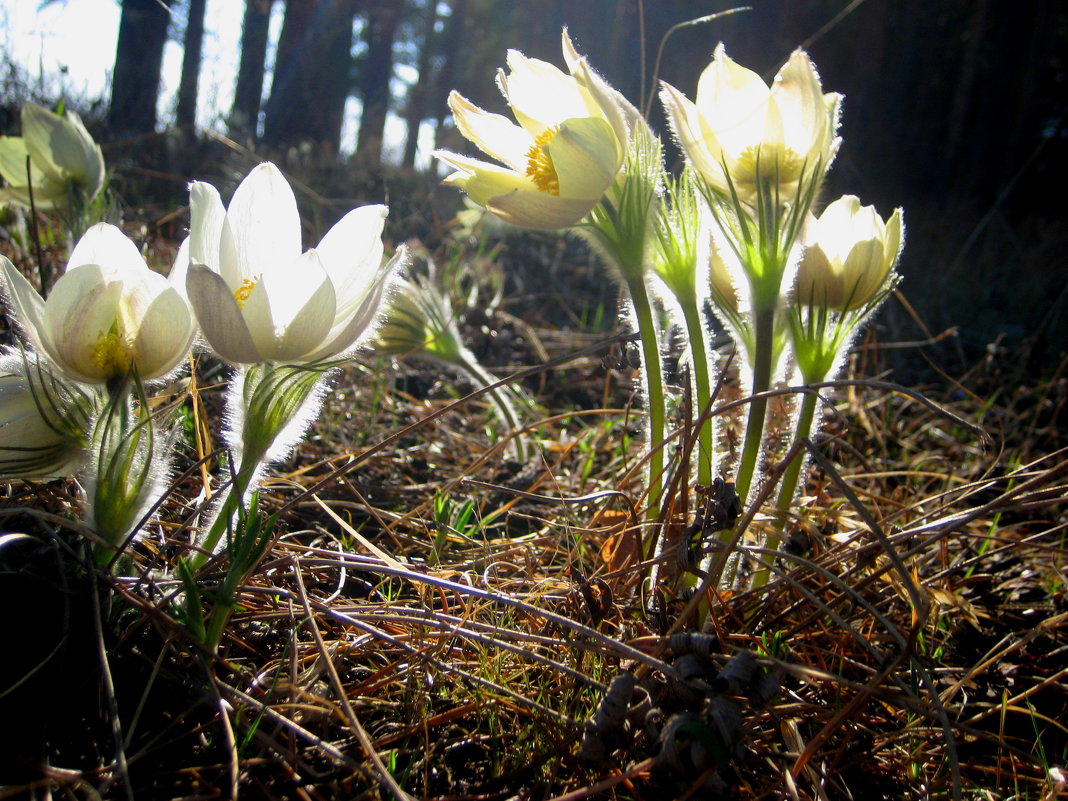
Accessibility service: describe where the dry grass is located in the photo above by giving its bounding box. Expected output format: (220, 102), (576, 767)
(2, 190), (1067, 801)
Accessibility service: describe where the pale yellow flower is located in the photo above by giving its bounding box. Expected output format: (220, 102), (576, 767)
(661, 45), (841, 202)
(0, 101), (105, 209)
(435, 31), (641, 229)
(795, 196), (903, 311)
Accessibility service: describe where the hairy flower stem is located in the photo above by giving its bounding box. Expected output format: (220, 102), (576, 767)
(751, 389), (818, 590)
(734, 305), (777, 502)
(627, 277), (666, 529)
(455, 355), (526, 462)
(679, 300), (714, 487)
(189, 451), (261, 571)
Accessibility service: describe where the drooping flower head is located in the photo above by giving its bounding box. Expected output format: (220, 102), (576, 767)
(0, 351), (96, 480)
(0, 101), (105, 210)
(661, 45), (841, 204)
(435, 30), (644, 229)
(183, 162), (404, 365)
(0, 224), (195, 385)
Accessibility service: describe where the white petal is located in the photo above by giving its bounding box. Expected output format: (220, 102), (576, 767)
(186, 264), (263, 363)
(66, 223), (147, 278)
(316, 204), (387, 316)
(306, 246), (405, 362)
(224, 163), (302, 283)
(189, 181), (227, 268)
(42, 265), (120, 382)
(248, 251), (335, 361)
(132, 285), (196, 378)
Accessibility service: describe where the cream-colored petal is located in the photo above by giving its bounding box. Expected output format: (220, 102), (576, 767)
(186, 264), (263, 363)
(660, 82), (726, 188)
(20, 103), (66, 184)
(501, 50), (591, 132)
(567, 56), (632, 151)
(546, 117), (619, 199)
(885, 208), (904, 268)
(448, 92), (532, 172)
(772, 49), (831, 159)
(696, 43), (770, 126)
(65, 111), (105, 197)
(0, 136), (31, 185)
(66, 223), (147, 277)
(435, 151), (537, 206)
(132, 285), (196, 378)
(23, 103), (94, 180)
(487, 189), (596, 230)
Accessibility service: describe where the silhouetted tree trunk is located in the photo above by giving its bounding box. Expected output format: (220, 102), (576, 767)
(231, 0), (276, 138)
(355, 0), (401, 164)
(108, 0), (175, 137)
(176, 0), (208, 135)
(401, 0), (440, 168)
(262, 0), (358, 154)
(431, 0), (467, 151)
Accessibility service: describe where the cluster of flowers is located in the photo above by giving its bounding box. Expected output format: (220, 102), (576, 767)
(435, 32), (903, 587)
(1, 30), (902, 598)
(1, 104), (404, 574)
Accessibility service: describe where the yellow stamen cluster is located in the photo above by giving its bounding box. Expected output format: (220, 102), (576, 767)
(735, 143), (804, 189)
(525, 127), (561, 196)
(234, 277), (258, 308)
(91, 328), (132, 376)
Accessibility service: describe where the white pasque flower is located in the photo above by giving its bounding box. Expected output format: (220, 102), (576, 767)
(183, 163), (403, 364)
(435, 30), (642, 229)
(661, 45), (841, 202)
(795, 195), (904, 311)
(0, 101), (105, 209)
(0, 224), (195, 384)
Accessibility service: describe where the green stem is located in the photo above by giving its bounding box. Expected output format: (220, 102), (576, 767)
(456, 356), (527, 462)
(188, 453), (259, 571)
(627, 277), (666, 527)
(734, 305), (777, 502)
(751, 389), (819, 591)
(679, 298), (714, 487)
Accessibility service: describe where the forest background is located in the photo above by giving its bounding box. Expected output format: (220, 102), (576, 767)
(1, 0), (1066, 377)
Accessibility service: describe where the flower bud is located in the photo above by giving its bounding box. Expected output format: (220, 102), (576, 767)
(795, 196), (903, 311)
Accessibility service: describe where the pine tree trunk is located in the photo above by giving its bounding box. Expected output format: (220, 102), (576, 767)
(176, 0), (208, 135)
(108, 0), (175, 138)
(231, 0), (276, 138)
(262, 0), (358, 154)
(401, 0), (440, 169)
(355, 0), (401, 165)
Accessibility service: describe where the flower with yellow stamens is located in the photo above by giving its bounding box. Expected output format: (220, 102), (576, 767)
(661, 44), (841, 203)
(434, 30), (640, 230)
(0, 224), (194, 384)
(182, 163), (404, 365)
